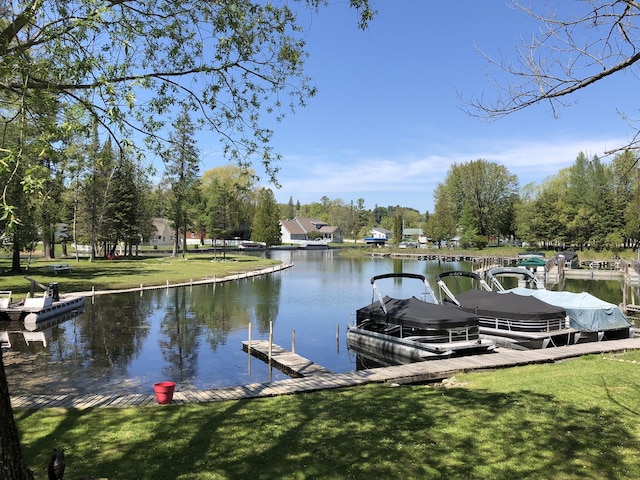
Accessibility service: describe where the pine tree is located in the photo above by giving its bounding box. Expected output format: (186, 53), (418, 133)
(252, 188), (282, 247)
(162, 107), (200, 258)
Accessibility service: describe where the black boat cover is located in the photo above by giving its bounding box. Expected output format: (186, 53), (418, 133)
(454, 289), (567, 321)
(356, 296), (479, 329)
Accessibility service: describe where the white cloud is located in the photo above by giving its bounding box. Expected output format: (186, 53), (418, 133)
(274, 135), (630, 212)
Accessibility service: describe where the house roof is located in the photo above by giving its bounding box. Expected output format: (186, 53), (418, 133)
(371, 227), (392, 235)
(153, 217), (171, 232)
(319, 226), (339, 234)
(280, 217), (332, 234)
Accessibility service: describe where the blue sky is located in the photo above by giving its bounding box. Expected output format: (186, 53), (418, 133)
(198, 1), (635, 213)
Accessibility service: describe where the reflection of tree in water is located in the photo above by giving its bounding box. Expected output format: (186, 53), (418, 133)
(190, 274), (281, 349)
(52, 293), (153, 375)
(192, 282), (250, 351)
(159, 288), (200, 381)
(253, 274), (281, 333)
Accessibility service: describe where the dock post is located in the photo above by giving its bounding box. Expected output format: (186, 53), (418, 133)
(291, 330), (296, 354)
(247, 323), (252, 375)
(268, 321), (273, 382)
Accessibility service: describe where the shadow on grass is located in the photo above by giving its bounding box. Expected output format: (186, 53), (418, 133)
(16, 383), (638, 479)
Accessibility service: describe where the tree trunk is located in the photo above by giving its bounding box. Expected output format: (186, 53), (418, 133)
(0, 350), (35, 480)
(43, 233), (55, 260)
(11, 240), (21, 273)
(172, 225), (179, 257)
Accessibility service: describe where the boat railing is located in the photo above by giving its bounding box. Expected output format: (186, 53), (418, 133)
(403, 325), (479, 343)
(478, 316), (567, 333)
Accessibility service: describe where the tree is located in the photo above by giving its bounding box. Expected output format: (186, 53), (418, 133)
(252, 188), (282, 247)
(434, 159), (519, 240)
(286, 196), (295, 220)
(77, 134), (118, 261)
(392, 213), (403, 245)
(0, 3), (375, 475)
(459, 203), (479, 248)
(0, 1), (374, 221)
(162, 107), (201, 258)
(201, 165), (256, 253)
(103, 155), (154, 256)
(0, 106), (55, 271)
(468, 1), (640, 155)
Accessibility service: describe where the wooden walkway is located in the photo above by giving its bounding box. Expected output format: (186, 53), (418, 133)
(242, 340), (333, 377)
(10, 336), (640, 411)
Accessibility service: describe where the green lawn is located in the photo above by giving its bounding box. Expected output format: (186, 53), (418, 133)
(0, 254), (280, 299)
(14, 350), (640, 479)
(8, 248), (640, 478)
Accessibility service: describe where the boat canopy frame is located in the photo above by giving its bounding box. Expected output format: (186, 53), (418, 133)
(485, 266), (546, 292)
(436, 270), (491, 306)
(369, 273), (438, 315)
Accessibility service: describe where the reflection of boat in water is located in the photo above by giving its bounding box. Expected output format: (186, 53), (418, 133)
(1, 308), (82, 348)
(437, 270), (578, 349)
(346, 273), (495, 363)
(0, 279), (85, 324)
(486, 266), (635, 342)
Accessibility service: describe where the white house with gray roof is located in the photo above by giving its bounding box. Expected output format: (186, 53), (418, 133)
(280, 217), (343, 244)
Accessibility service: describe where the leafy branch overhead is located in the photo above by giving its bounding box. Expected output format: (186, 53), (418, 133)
(466, 1), (640, 155)
(0, 0), (375, 183)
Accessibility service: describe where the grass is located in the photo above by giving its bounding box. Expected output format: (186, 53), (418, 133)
(0, 254), (280, 299)
(14, 350), (640, 479)
(7, 246), (640, 478)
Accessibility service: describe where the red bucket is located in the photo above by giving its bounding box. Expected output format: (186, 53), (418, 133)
(153, 381), (176, 405)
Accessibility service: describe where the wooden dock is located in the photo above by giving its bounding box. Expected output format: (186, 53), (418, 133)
(242, 340), (333, 377)
(10, 336), (640, 410)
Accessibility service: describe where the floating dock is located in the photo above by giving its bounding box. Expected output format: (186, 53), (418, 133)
(242, 340), (333, 377)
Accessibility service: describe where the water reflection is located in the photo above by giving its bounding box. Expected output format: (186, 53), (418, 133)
(2, 250), (636, 396)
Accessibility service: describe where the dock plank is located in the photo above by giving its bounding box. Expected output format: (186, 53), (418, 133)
(10, 337), (640, 410)
(242, 340), (333, 377)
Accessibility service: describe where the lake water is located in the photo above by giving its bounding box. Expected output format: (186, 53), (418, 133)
(2, 249), (630, 396)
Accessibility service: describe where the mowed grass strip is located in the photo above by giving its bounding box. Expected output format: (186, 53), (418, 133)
(0, 254), (280, 298)
(14, 350), (640, 480)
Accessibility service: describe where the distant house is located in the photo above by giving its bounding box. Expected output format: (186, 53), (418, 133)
(280, 217), (343, 244)
(365, 227), (392, 246)
(184, 229), (203, 246)
(143, 218), (174, 248)
(370, 227), (392, 240)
